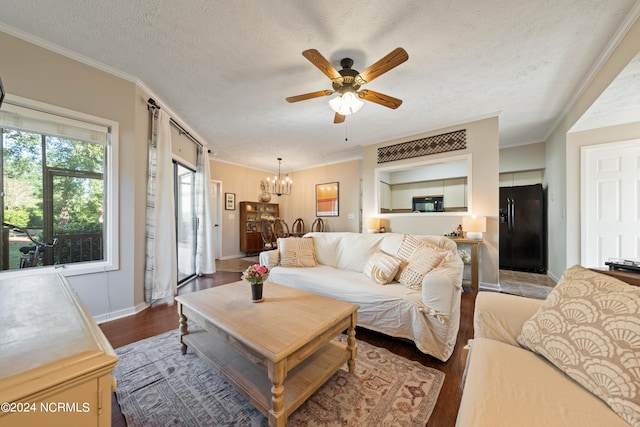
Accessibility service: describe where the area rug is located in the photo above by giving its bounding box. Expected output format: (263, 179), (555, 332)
(113, 329), (444, 426)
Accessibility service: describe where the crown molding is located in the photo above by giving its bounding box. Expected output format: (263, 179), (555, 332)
(544, 1), (640, 142)
(0, 23), (138, 83)
(0, 23), (212, 148)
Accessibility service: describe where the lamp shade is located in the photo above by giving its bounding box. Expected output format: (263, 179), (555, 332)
(365, 217), (380, 233)
(462, 216), (486, 239)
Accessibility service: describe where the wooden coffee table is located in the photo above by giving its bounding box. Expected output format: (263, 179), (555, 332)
(175, 281), (359, 427)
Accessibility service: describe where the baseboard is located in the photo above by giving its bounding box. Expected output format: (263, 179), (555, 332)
(94, 301), (150, 324)
(547, 271), (560, 283)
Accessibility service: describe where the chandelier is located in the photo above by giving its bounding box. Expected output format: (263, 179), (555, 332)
(266, 158), (292, 196)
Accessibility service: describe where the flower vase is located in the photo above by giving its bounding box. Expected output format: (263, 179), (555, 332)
(251, 282), (264, 303)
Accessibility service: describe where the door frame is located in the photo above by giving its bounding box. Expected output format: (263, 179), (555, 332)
(580, 138), (640, 266)
(211, 180), (223, 260)
(174, 161), (197, 284)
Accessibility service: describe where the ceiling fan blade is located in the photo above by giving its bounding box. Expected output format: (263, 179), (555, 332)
(286, 90), (334, 103)
(359, 90), (403, 109)
(334, 113), (345, 124)
(302, 49), (343, 83)
(355, 47), (409, 85)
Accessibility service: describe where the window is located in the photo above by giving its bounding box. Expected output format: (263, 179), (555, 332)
(0, 96), (118, 275)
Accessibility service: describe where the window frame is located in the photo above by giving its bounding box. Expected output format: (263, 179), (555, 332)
(1, 94), (119, 278)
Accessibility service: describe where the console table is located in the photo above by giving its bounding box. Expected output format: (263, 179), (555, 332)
(448, 237), (483, 294)
(0, 273), (117, 426)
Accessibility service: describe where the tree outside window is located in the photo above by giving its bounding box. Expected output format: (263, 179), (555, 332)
(2, 129), (105, 270)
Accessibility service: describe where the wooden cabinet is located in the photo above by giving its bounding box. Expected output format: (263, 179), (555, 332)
(443, 178), (466, 209)
(423, 180), (444, 198)
(387, 178), (468, 212)
(499, 170), (544, 187)
(390, 183), (412, 210)
(240, 201), (279, 255)
(0, 273), (117, 426)
(379, 182), (391, 212)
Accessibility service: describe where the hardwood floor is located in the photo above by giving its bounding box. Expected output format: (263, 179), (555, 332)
(100, 271), (476, 427)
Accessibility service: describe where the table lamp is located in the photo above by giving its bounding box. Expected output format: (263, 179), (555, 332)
(463, 216), (486, 239)
(365, 217), (380, 233)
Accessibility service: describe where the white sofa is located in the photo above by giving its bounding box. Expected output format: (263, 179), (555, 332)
(457, 266), (640, 427)
(259, 232), (464, 361)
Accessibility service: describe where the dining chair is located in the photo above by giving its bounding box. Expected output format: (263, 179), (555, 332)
(260, 219), (277, 250)
(273, 218), (290, 238)
(311, 218), (325, 232)
(291, 218), (305, 237)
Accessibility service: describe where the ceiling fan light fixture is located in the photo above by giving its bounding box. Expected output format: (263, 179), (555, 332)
(329, 91), (364, 116)
(288, 48), (408, 123)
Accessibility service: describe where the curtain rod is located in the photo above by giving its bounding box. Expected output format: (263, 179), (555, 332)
(147, 97), (203, 148)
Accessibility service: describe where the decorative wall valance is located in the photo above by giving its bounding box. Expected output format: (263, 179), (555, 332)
(377, 129), (466, 163)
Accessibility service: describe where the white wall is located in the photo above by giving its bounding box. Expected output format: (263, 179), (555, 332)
(209, 158), (362, 258)
(285, 159), (362, 234)
(545, 16), (640, 281)
(499, 142), (545, 173)
(363, 117), (500, 287)
(0, 31), (146, 321)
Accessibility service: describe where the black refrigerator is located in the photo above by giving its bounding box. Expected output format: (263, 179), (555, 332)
(499, 184), (546, 273)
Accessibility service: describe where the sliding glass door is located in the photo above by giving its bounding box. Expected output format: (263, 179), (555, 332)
(175, 162), (197, 283)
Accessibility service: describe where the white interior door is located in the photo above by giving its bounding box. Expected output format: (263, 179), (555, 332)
(582, 139), (640, 267)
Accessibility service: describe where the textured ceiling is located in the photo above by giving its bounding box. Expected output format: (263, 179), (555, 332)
(0, 0), (639, 173)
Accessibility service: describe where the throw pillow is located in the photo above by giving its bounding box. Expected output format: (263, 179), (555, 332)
(398, 243), (449, 289)
(363, 250), (402, 285)
(278, 237), (318, 268)
(517, 265), (640, 427)
(396, 233), (422, 261)
(395, 234), (449, 289)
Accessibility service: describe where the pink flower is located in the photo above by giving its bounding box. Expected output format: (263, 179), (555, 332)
(242, 264), (270, 284)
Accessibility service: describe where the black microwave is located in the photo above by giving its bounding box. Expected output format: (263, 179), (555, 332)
(412, 196), (444, 212)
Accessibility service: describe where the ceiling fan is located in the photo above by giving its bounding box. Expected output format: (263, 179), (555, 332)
(286, 48), (409, 124)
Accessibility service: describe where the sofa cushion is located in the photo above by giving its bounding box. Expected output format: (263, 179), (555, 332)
(336, 233), (385, 273)
(457, 337), (631, 427)
(277, 237), (318, 268)
(305, 232), (341, 267)
(395, 234), (449, 289)
(363, 250), (402, 285)
(517, 265), (640, 427)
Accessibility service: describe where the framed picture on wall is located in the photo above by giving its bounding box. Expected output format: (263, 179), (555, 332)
(225, 192), (236, 210)
(316, 182), (339, 217)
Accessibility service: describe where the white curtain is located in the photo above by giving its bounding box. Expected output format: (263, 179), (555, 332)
(144, 108), (177, 302)
(195, 147), (216, 274)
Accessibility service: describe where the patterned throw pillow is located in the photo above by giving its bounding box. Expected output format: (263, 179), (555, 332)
(395, 233), (449, 289)
(363, 250), (402, 285)
(278, 237), (318, 268)
(517, 265), (640, 427)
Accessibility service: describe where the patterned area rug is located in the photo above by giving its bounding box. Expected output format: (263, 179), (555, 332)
(114, 330), (444, 426)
